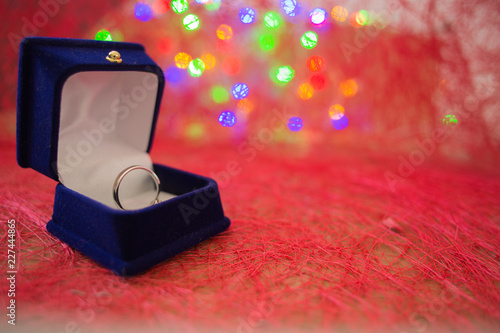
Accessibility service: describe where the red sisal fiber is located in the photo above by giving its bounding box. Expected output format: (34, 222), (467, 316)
(1, 141), (500, 332)
(1, 0), (500, 332)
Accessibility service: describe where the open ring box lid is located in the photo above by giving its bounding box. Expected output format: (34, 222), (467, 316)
(17, 37), (230, 276)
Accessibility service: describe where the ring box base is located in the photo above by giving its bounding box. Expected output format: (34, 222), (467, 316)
(47, 164), (230, 276)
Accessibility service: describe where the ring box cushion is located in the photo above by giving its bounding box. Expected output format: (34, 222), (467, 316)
(16, 37), (230, 276)
(58, 70), (165, 208)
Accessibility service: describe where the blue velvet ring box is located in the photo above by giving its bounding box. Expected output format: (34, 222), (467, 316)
(16, 37), (230, 276)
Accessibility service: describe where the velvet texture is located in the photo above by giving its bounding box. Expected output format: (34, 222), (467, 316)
(48, 164), (230, 276)
(17, 37), (230, 275)
(17, 37), (164, 180)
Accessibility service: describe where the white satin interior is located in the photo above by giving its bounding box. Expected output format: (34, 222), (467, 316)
(57, 71), (175, 209)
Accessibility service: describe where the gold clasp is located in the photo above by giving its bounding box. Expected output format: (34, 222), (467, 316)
(106, 50), (122, 63)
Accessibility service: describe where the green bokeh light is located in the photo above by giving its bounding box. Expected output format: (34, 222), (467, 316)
(443, 115), (458, 125)
(205, 0), (221, 11)
(188, 58), (205, 77)
(264, 12), (281, 28)
(183, 14), (200, 31)
(186, 122), (206, 140)
(259, 34), (275, 51)
(95, 29), (113, 41)
(172, 0), (189, 14)
(276, 66), (294, 83)
(111, 30), (124, 42)
(301, 31), (318, 49)
(212, 86), (229, 104)
(358, 10), (370, 25)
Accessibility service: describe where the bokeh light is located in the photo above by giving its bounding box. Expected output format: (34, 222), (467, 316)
(232, 83), (249, 100)
(310, 74), (326, 90)
(239, 7), (256, 24)
(309, 8), (327, 25)
(201, 53), (216, 70)
(212, 86), (229, 104)
(259, 34), (275, 51)
(331, 6), (348, 23)
(307, 56), (324, 72)
(134, 2), (153, 22)
(264, 12), (281, 29)
(298, 83), (314, 100)
(217, 24), (233, 40)
(280, 0), (300, 17)
(217, 39), (232, 53)
(205, 0), (221, 11)
(301, 31), (318, 49)
(152, 0), (169, 15)
(157, 37), (172, 53)
(332, 115), (349, 130)
(329, 104), (345, 119)
(350, 12), (364, 28)
(288, 117), (303, 131)
(185, 122), (206, 140)
(171, 0), (188, 14)
(339, 79), (358, 97)
(110, 30), (124, 42)
(183, 14), (200, 31)
(222, 56), (241, 75)
(188, 58), (205, 77)
(165, 66), (183, 84)
(95, 29), (113, 41)
(359, 10), (371, 25)
(354, 11), (368, 26)
(237, 99), (254, 113)
(175, 52), (192, 69)
(443, 115), (458, 125)
(218, 111), (237, 127)
(276, 66), (295, 83)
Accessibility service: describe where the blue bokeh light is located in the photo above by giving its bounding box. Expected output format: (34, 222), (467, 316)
(239, 7), (256, 24)
(288, 117), (303, 131)
(309, 8), (327, 25)
(219, 111), (237, 127)
(165, 66), (183, 84)
(134, 2), (153, 22)
(280, 0), (300, 17)
(232, 83), (249, 99)
(332, 115), (349, 130)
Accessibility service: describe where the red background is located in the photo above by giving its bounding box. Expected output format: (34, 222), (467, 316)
(0, 1), (499, 332)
